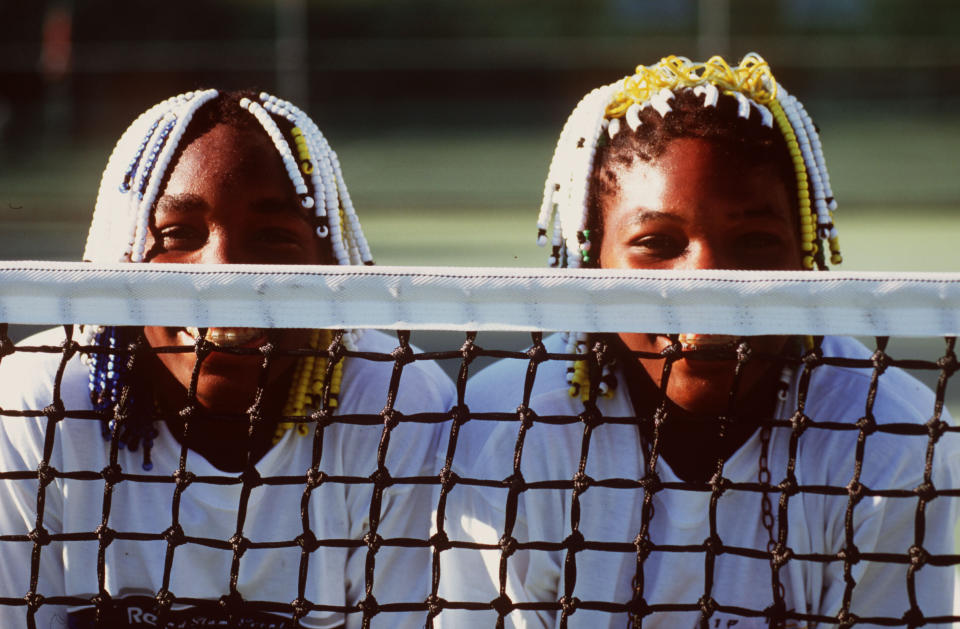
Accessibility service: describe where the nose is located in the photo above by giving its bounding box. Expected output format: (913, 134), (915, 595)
(681, 239), (724, 270)
(198, 230), (244, 265)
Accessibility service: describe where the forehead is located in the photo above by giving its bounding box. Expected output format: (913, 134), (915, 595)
(162, 122), (290, 197)
(600, 137), (794, 223)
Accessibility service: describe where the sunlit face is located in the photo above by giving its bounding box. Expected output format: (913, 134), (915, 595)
(142, 122), (329, 412)
(596, 137), (802, 414)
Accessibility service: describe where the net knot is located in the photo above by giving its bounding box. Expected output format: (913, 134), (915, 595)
(703, 534), (724, 556)
(381, 408), (401, 431)
(771, 543), (793, 568)
(36, 463), (58, 488)
(154, 588), (175, 612)
(777, 475), (799, 497)
(296, 530), (319, 552)
(697, 595), (718, 617)
(708, 471), (729, 495)
(801, 345), (823, 368)
(660, 340), (683, 362)
(369, 467), (393, 488)
(640, 472), (662, 495)
(870, 348), (891, 374)
(179, 404), (198, 421)
(572, 472), (592, 495)
(908, 544), (930, 568)
(290, 596), (313, 620)
(790, 411), (811, 436)
(901, 607), (925, 627)
(390, 343), (415, 366)
(162, 524), (186, 547)
(846, 480), (866, 504)
(100, 464), (123, 486)
(29, 526), (50, 546)
(578, 404), (603, 430)
(837, 543), (860, 565)
(42, 402), (64, 424)
(359, 594), (380, 617)
(306, 467), (327, 489)
(426, 594), (447, 617)
(836, 610), (858, 629)
(450, 403), (471, 427)
(310, 408), (333, 428)
(89, 591), (112, 610)
(173, 469), (195, 491)
(515, 407), (537, 432)
(499, 534), (518, 557)
(626, 595), (650, 619)
(0, 329), (14, 359)
(23, 591), (45, 612)
(926, 418), (948, 442)
(526, 341), (549, 364)
(763, 600), (788, 624)
(559, 595), (580, 616)
(634, 533), (654, 559)
(229, 534), (250, 556)
(95, 524), (116, 547)
(936, 351), (959, 376)
(490, 593), (514, 616)
(459, 335), (479, 363)
(504, 472), (526, 495)
(218, 591), (245, 617)
(855, 414), (878, 435)
(735, 340), (753, 363)
(914, 481), (938, 503)
(240, 468), (262, 489)
(563, 530), (586, 553)
(439, 467), (458, 493)
(363, 532), (384, 552)
(430, 530), (452, 552)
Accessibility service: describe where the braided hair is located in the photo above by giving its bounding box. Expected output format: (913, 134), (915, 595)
(535, 54), (840, 399)
(80, 89), (371, 468)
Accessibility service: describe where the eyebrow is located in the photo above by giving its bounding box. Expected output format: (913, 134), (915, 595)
(625, 210), (685, 226)
(153, 194), (309, 220)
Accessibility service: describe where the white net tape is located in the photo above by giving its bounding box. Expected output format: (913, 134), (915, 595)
(1, 261), (960, 335)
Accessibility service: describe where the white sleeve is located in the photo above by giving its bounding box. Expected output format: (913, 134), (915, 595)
(339, 339), (455, 629)
(0, 341), (68, 629)
(434, 418), (560, 629)
(810, 355), (960, 623)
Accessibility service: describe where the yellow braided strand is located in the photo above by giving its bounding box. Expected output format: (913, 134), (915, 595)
(606, 53), (777, 119)
(769, 100), (816, 270)
(275, 330), (341, 444)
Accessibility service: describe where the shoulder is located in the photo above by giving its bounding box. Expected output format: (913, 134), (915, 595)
(0, 327), (91, 413)
(343, 329), (455, 413)
(465, 332), (570, 412)
(808, 336), (944, 424)
(796, 336), (958, 487)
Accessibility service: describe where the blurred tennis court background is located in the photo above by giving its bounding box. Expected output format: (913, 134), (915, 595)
(1, 1), (959, 404)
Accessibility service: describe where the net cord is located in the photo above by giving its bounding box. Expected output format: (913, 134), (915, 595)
(2, 262), (960, 336)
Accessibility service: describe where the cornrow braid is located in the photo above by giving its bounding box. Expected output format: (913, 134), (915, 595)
(537, 54), (840, 400)
(80, 89), (370, 466)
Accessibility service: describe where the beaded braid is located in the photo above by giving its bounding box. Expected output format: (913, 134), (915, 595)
(537, 54), (840, 399)
(81, 89), (374, 468)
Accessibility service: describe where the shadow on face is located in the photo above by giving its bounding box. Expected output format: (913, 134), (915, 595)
(596, 137), (802, 414)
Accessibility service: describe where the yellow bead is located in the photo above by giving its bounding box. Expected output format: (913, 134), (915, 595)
(802, 256), (814, 269)
(831, 254), (843, 265)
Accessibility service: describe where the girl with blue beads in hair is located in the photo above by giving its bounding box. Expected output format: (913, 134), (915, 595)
(0, 90), (455, 628)
(438, 55), (960, 628)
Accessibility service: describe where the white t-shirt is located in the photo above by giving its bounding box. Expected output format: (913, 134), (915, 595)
(0, 327), (455, 629)
(438, 335), (960, 628)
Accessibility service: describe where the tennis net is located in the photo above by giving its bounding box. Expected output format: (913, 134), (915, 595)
(1, 261), (959, 629)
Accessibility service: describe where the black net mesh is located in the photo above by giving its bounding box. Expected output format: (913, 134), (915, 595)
(0, 322), (958, 628)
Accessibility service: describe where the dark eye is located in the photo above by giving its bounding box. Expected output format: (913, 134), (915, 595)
(633, 234), (685, 259)
(737, 232), (784, 250)
(157, 225), (204, 250)
(256, 227), (302, 247)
